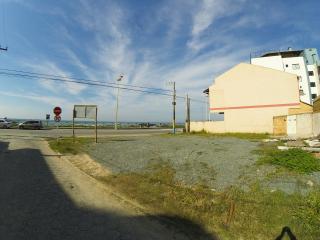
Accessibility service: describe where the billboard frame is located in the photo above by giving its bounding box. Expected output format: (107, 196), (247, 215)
(73, 105), (98, 143)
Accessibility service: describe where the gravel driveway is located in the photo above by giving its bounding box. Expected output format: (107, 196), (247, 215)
(86, 135), (259, 190)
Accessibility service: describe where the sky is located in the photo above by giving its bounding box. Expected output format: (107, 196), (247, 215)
(0, 0), (319, 122)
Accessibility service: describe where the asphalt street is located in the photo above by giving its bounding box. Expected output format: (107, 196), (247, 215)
(0, 128), (174, 139)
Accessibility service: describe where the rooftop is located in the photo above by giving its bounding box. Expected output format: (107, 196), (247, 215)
(261, 50), (303, 58)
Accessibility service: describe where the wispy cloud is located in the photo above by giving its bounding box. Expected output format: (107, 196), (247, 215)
(23, 61), (87, 95)
(3, 0), (319, 121)
(187, 0), (247, 51)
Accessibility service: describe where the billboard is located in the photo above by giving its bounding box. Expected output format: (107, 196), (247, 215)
(74, 105), (97, 120)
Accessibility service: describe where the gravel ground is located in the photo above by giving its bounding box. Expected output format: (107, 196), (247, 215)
(86, 135), (259, 190)
(85, 135), (320, 193)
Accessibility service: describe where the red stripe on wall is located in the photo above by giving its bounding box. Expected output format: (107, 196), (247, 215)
(210, 102), (300, 111)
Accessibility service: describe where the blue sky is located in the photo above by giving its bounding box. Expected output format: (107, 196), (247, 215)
(0, 0), (320, 121)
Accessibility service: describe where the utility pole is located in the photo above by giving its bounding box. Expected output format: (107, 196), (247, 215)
(172, 81), (176, 134)
(187, 95), (190, 133)
(185, 94), (190, 133)
(114, 74), (123, 130)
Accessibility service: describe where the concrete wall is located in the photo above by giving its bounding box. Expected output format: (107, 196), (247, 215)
(296, 113), (313, 138)
(286, 112), (320, 138)
(208, 63), (300, 133)
(282, 57), (312, 104)
(252, 55), (312, 104)
(189, 121), (225, 133)
(288, 102), (313, 115)
(251, 56), (284, 71)
(312, 113), (320, 136)
(313, 98), (320, 112)
(224, 107), (292, 133)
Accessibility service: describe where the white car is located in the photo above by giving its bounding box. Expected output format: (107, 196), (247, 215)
(0, 119), (12, 129)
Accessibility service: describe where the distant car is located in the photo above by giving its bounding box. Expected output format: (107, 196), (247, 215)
(18, 120), (43, 130)
(0, 119), (12, 129)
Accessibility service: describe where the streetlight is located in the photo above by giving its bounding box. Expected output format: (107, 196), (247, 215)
(114, 74), (124, 130)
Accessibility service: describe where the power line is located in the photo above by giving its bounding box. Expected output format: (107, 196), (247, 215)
(0, 0), (7, 50)
(0, 69), (208, 103)
(0, 68), (172, 93)
(0, 71), (181, 98)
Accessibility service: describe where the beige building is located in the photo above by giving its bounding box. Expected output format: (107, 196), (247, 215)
(191, 63), (302, 133)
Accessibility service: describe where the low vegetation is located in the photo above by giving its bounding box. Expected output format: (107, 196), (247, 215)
(188, 131), (269, 140)
(48, 136), (320, 239)
(48, 137), (92, 155)
(257, 146), (320, 173)
(101, 166), (320, 239)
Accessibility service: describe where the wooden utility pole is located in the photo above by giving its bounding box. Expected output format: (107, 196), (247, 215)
(72, 107), (75, 142)
(95, 107), (98, 143)
(185, 94), (190, 133)
(187, 96), (190, 132)
(172, 81), (176, 134)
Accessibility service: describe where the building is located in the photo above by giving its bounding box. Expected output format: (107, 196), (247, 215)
(251, 48), (320, 104)
(190, 63), (301, 133)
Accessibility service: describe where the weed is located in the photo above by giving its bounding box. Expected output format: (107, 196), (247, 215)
(48, 137), (93, 154)
(187, 131), (269, 140)
(258, 148), (320, 173)
(100, 165), (320, 239)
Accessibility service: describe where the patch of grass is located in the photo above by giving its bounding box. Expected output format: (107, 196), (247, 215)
(187, 131), (269, 140)
(48, 137), (93, 154)
(258, 148), (320, 174)
(48, 137), (319, 239)
(292, 191), (320, 237)
(99, 164), (320, 239)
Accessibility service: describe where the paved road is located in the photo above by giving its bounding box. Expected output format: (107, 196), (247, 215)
(0, 128), (175, 139)
(0, 136), (214, 240)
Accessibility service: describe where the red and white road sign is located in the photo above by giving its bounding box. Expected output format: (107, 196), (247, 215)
(54, 115), (61, 122)
(53, 106), (62, 116)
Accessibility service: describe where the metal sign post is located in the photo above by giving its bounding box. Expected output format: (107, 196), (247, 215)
(73, 105), (98, 143)
(53, 107), (62, 142)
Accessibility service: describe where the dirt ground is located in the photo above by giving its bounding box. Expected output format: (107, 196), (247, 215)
(86, 135), (259, 190)
(85, 135), (320, 193)
(0, 136), (214, 240)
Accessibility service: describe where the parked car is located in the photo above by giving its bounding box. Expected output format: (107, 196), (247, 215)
(0, 119), (12, 129)
(18, 120), (43, 130)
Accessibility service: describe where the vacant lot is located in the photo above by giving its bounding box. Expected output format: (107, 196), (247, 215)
(50, 134), (320, 239)
(86, 135), (259, 190)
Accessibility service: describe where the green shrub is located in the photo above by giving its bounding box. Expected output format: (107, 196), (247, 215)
(259, 148), (320, 173)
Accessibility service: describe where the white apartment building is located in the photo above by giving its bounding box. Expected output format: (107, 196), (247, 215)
(251, 48), (320, 105)
(308, 64), (320, 97)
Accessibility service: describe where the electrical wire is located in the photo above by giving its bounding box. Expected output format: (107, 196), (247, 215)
(1, 0), (7, 47)
(0, 71), (183, 98)
(0, 68), (172, 93)
(0, 69), (208, 103)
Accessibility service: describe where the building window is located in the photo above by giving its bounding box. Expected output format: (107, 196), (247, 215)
(298, 76), (302, 81)
(285, 64), (288, 68)
(310, 82), (316, 87)
(309, 71), (314, 76)
(299, 90), (305, 96)
(292, 64), (300, 70)
(212, 112), (224, 121)
(312, 94), (317, 99)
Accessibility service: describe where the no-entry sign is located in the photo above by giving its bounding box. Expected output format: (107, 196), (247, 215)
(53, 106), (62, 116)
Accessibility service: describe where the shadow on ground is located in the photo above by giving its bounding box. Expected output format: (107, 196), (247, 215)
(0, 141), (217, 240)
